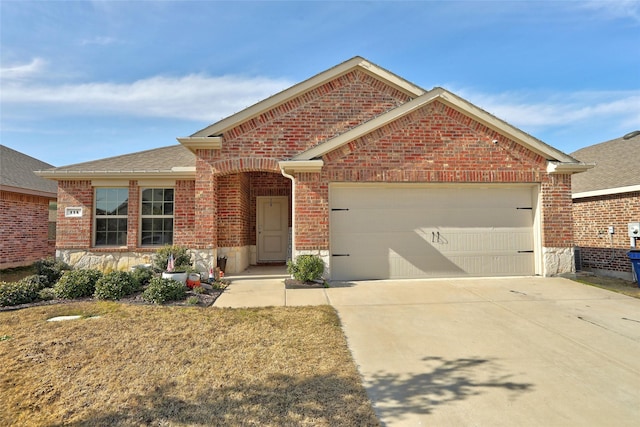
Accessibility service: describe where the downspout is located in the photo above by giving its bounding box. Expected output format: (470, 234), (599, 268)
(280, 167), (295, 261)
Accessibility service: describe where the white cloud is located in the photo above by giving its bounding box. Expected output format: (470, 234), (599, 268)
(455, 88), (640, 135)
(0, 58), (47, 81)
(581, 0), (640, 22)
(1, 73), (294, 122)
(79, 36), (119, 46)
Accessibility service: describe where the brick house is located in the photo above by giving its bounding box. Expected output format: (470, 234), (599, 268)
(572, 131), (640, 281)
(1, 145), (57, 269)
(37, 57), (590, 280)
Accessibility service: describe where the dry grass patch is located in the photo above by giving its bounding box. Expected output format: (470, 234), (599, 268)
(573, 274), (640, 299)
(0, 303), (379, 426)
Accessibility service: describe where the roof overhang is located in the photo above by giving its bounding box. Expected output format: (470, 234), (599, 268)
(0, 184), (56, 198)
(35, 167), (197, 181)
(278, 160), (324, 174)
(573, 184), (640, 199)
(176, 136), (223, 153)
(546, 161), (595, 174)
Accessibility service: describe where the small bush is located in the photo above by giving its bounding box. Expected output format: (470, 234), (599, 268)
(287, 255), (325, 283)
(130, 266), (154, 288)
(94, 271), (137, 300)
(152, 245), (192, 272)
(0, 281), (41, 306)
(54, 269), (102, 299)
(33, 258), (71, 286)
(20, 275), (49, 290)
(142, 277), (186, 304)
(38, 288), (56, 301)
(186, 296), (200, 305)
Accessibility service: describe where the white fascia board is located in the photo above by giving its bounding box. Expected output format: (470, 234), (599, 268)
(573, 184), (640, 199)
(34, 169), (196, 180)
(177, 136), (223, 152)
(546, 161), (595, 174)
(191, 57), (426, 138)
(279, 160), (324, 174)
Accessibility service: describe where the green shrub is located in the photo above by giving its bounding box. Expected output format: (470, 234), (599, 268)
(0, 280), (41, 306)
(152, 245), (192, 272)
(38, 288), (56, 301)
(19, 275), (49, 290)
(94, 271), (137, 300)
(287, 255), (325, 283)
(130, 266), (154, 288)
(142, 277), (187, 304)
(53, 269), (102, 299)
(33, 258), (71, 286)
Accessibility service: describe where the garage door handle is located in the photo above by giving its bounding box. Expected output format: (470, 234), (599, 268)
(331, 208), (349, 211)
(332, 254), (350, 257)
(518, 250), (534, 253)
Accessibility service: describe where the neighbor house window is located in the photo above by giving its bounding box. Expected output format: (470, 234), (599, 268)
(140, 188), (174, 246)
(95, 188), (128, 246)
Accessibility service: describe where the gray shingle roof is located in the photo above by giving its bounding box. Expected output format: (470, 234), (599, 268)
(38, 145), (195, 176)
(0, 145), (57, 195)
(571, 133), (640, 195)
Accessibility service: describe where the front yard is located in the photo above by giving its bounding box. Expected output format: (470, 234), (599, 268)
(0, 303), (379, 426)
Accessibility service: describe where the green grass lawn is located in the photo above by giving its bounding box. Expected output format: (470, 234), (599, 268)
(0, 303), (379, 426)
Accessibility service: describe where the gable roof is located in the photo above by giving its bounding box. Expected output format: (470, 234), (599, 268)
(0, 145), (57, 197)
(571, 132), (640, 197)
(35, 145), (196, 180)
(182, 56), (426, 146)
(290, 87), (581, 165)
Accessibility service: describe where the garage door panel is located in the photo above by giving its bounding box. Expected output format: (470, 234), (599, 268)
(330, 185), (536, 280)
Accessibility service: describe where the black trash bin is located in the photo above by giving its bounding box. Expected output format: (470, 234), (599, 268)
(627, 250), (640, 287)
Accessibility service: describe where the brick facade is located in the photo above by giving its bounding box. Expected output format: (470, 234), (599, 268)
(573, 192), (640, 279)
(0, 190), (55, 269)
(50, 59), (579, 277)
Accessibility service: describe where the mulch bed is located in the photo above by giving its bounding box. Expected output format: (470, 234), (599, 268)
(0, 285), (226, 312)
(284, 278), (327, 289)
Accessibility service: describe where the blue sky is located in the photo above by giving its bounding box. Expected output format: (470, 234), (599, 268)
(1, 0), (639, 167)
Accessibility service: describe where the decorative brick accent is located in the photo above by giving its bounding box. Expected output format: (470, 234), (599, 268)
(573, 192), (640, 276)
(0, 191), (55, 269)
(57, 180), (93, 249)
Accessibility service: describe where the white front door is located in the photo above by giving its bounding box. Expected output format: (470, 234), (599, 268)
(257, 196), (288, 262)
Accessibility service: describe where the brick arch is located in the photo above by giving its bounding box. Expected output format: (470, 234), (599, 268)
(211, 157), (281, 176)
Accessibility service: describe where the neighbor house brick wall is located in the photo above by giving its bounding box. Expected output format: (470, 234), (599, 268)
(0, 190), (55, 269)
(573, 192), (640, 276)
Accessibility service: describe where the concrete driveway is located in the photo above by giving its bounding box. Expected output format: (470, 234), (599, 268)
(327, 277), (640, 426)
(218, 271), (640, 425)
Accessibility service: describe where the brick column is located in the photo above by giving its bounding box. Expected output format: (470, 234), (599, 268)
(195, 153), (217, 249)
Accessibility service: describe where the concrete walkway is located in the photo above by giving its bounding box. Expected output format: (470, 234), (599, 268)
(215, 265), (330, 307)
(215, 269), (640, 426)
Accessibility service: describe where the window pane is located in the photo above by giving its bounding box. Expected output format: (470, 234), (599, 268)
(142, 189), (153, 202)
(164, 189), (174, 201)
(153, 189), (163, 201)
(164, 202), (174, 215)
(141, 202), (152, 215)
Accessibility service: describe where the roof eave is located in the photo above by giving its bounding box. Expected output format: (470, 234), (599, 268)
(546, 161), (596, 174)
(177, 136), (223, 153)
(0, 184), (57, 198)
(34, 167), (197, 181)
(573, 184), (640, 199)
(279, 160), (324, 174)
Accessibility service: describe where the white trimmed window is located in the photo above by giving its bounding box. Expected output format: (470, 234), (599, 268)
(94, 188), (128, 246)
(140, 188), (174, 246)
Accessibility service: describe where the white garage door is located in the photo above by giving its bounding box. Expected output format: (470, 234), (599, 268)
(330, 184), (536, 280)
